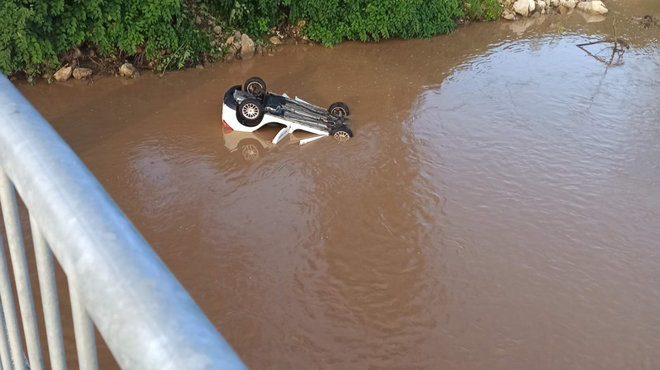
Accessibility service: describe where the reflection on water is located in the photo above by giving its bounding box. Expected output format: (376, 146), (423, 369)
(11, 2), (660, 369)
(223, 126), (281, 164)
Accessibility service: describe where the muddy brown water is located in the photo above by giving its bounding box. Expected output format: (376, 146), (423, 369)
(5, 1), (660, 369)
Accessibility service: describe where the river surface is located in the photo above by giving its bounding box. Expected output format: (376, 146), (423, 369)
(8, 1), (660, 369)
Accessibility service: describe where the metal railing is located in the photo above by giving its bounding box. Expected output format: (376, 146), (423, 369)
(0, 76), (248, 370)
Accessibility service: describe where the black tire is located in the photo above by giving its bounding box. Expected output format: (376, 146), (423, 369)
(329, 102), (350, 117)
(244, 77), (267, 98)
(237, 98), (265, 127)
(331, 126), (353, 142)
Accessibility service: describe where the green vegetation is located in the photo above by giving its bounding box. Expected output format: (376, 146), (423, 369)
(1, 0), (207, 77)
(464, 0), (502, 23)
(290, 0), (463, 46)
(1, 0), (500, 78)
(205, 0), (500, 46)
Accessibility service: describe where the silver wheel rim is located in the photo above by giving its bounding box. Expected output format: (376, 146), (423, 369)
(242, 145), (259, 161)
(246, 82), (263, 96)
(334, 131), (350, 142)
(331, 107), (346, 117)
(242, 103), (260, 120)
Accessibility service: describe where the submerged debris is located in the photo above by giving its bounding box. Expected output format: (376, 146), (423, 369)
(640, 15), (659, 28)
(576, 18), (628, 66)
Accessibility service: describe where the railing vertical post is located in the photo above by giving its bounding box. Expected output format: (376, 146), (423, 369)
(0, 304), (13, 370)
(0, 173), (24, 370)
(0, 170), (43, 370)
(29, 216), (67, 370)
(69, 283), (98, 370)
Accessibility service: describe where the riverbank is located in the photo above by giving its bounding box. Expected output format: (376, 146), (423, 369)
(6, 0), (657, 85)
(40, 20), (311, 84)
(1, 0), (498, 82)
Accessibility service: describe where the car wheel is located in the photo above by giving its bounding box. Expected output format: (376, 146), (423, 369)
(244, 77), (267, 98)
(331, 126), (353, 142)
(237, 98), (265, 127)
(329, 102), (350, 117)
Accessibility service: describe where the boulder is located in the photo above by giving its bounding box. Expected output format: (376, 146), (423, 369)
(233, 30), (242, 39)
(256, 45), (263, 55)
(270, 36), (282, 45)
(119, 63), (139, 78)
(513, 0), (535, 16)
(240, 34), (255, 59)
(502, 8), (517, 20)
(226, 43), (240, 58)
(557, 5), (569, 14)
(195, 64), (204, 70)
(559, 0), (576, 9)
(513, 0), (529, 16)
(70, 48), (82, 60)
(527, 0), (536, 12)
(225, 36), (234, 45)
(538, 1), (547, 10)
(549, 0), (560, 6)
(214, 25), (222, 35)
(576, 1), (608, 15)
(72, 67), (92, 80)
(53, 66), (72, 82)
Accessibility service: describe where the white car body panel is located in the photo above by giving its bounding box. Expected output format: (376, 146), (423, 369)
(272, 127), (290, 145)
(222, 102), (330, 139)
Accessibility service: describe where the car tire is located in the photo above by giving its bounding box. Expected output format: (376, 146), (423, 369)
(331, 126), (353, 142)
(329, 102), (350, 117)
(237, 98), (265, 127)
(244, 77), (267, 98)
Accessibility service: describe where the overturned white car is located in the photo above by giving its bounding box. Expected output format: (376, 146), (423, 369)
(222, 77), (354, 144)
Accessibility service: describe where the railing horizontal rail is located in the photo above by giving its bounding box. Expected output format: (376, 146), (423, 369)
(0, 76), (247, 370)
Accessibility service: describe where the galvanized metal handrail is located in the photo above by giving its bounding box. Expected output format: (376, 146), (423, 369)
(0, 76), (247, 370)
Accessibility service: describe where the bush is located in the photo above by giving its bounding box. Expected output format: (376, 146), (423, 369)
(0, 0), (500, 77)
(200, 0), (284, 35)
(288, 0), (464, 46)
(205, 0), (473, 46)
(464, 0), (501, 21)
(0, 0), (208, 77)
